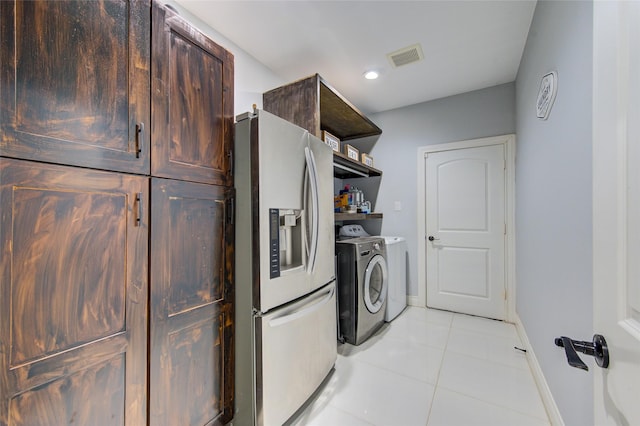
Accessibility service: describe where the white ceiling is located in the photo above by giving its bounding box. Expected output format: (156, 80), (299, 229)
(175, 0), (536, 115)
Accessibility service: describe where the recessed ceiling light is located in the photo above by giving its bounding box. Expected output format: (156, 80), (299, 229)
(364, 70), (379, 80)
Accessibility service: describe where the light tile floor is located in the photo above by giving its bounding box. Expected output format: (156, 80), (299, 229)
(287, 306), (550, 426)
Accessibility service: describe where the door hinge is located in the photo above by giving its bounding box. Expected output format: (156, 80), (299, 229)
(504, 223), (507, 235)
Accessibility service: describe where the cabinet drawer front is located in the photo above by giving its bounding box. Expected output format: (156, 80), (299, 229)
(151, 2), (234, 185)
(0, 0), (151, 174)
(0, 158), (149, 426)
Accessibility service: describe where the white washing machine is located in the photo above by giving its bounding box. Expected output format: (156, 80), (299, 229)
(383, 236), (407, 322)
(335, 236), (388, 345)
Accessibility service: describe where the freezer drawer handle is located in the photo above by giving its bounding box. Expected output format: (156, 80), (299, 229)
(554, 334), (609, 371)
(268, 286), (335, 328)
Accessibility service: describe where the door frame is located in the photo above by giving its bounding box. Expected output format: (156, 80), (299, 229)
(416, 134), (516, 322)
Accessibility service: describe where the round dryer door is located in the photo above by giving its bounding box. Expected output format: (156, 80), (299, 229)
(364, 254), (388, 313)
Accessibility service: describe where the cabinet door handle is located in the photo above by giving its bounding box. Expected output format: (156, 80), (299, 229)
(135, 123), (144, 158)
(135, 192), (142, 226)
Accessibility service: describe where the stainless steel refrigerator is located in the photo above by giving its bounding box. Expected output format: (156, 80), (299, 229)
(234, 109), (337, 426)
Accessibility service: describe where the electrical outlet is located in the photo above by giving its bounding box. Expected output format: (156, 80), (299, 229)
(394, 201), (402, 211)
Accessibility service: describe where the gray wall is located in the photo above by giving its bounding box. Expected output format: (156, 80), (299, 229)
(515, 2), (593, 425)
(347, 83), (515, 297)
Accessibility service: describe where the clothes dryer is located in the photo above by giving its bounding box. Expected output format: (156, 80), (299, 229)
(335, 237), (388, 345)
(382, 236), (407, 322)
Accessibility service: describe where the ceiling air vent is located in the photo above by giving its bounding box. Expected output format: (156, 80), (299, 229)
(387, 43), (424, 68)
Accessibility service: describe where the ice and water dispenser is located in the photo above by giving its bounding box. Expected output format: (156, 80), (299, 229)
(269, 208), (305, 278)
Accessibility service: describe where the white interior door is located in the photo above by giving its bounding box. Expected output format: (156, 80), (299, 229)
(425, 144), (506, 320)
(593, 2), (640, 424)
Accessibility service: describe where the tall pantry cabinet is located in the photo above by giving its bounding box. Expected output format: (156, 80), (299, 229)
(0, 1), (235, 425)
(149, 3), (234, 425)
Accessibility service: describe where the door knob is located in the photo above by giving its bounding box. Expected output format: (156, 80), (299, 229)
(428, 236), (439, 242)
(554, 334), (609, 371)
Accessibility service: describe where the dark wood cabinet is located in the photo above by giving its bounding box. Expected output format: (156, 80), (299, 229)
(0, 0), (151, 175)
(0, 158), (149, 425)
(149, 179), (234, 426)
(149, 4), (235, 423)
(0, 1), (235, 425)
(151, 2), (234, 186)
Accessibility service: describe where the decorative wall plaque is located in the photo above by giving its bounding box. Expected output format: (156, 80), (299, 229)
(536, 71), (558, 120)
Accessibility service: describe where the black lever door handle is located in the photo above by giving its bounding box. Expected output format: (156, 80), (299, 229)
(554, 334), (609, 371)
(555, 337), (589, 370)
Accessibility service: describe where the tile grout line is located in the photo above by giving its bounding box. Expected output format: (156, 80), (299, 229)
(432, 386), (552, 424)
(344, 353), (440, 386)
(312, 355), (377, 426)
(424, 312), (455, 426)
(433, 333), (550, 422)
(327, 402), (378, 426)
(330, 351), (436, 426)
(443, 346), (530, 372)
(297, 308), (548, 425)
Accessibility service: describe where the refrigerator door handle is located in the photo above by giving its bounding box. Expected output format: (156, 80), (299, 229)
(268, 285), (335, 328)
(304, 146), (320, 274)
(303, 160), (310, 263)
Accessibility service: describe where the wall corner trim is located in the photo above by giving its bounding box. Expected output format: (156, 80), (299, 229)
(406, 295), (424, 307)
(514, 314), (565, 426)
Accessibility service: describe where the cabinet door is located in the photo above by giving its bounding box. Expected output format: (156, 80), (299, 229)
(0, 158), (149, 425)
(151, 1), (234, 185)
(0, 0), (151, 174)
(149, 179), (234, 425)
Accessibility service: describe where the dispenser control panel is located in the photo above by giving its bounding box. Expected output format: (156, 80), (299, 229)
(269, 208), (280, 278)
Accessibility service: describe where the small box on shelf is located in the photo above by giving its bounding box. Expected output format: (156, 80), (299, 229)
(343, 144), (359, 161)
(361, 153), (374, 167)
(322, 130), (340, 152)
(334, 193), (349, 211)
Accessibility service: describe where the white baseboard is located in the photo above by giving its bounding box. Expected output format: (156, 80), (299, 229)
(407, 295), (424, 307)
(514, 314), (564, 426)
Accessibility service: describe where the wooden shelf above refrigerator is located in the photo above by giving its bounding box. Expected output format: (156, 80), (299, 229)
(263, 74), (382, 141)
(335, 212), (383, 221)
(333, 151), (382, 178)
